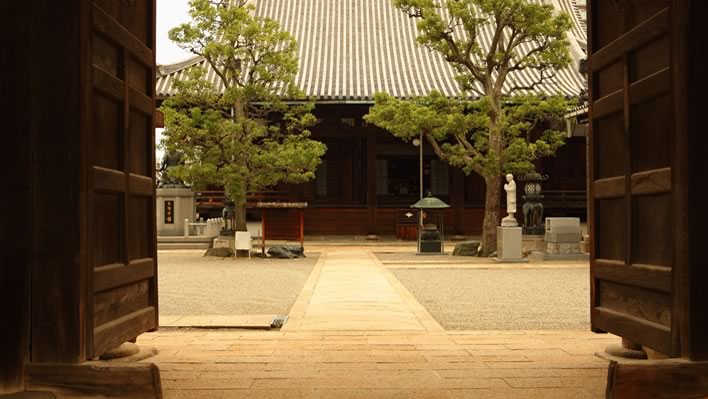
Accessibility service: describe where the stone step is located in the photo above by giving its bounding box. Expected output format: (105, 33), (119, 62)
(157, 242), (211, 250)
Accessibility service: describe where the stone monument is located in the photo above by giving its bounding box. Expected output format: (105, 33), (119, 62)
(529, 217), (589, 261)
(495, 174), (526, 262)
(156, 152), (195, 237)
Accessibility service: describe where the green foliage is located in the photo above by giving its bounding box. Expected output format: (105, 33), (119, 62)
(366, 0), (575, 253)
(366, 0), (574, 180)
(364, 92), (570, 177)
(161, 0), (326, 204)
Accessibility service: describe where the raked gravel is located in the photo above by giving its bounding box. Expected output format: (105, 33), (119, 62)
(157, 250), (317, 315)
(390, 267), (590, 330)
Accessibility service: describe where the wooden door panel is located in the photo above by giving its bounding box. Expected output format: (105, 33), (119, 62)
(589, 1), (673, 355)
(89, 0), (157, 358)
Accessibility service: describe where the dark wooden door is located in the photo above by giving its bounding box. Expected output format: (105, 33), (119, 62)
(589, 0), (674, 355)
(88, 0), (158, 357)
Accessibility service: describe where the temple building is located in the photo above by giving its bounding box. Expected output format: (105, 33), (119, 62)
(155, 0), (590, 239)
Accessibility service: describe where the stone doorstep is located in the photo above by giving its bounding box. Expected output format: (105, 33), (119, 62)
(160, 314), (279, 329)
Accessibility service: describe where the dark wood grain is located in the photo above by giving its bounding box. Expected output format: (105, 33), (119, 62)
(93, 307), (156, 357)
(594, 176), (626, 199)
(94, 166), (127, 193)
(674, 0), (708, 361)
(592, 90), (623, 119)
(0, 0), (32, 392)
(129, 174), (155, 196)
(590, 0), (679, 357)
(94, 259), (155, 293)
(595, 260), (671, 293)
(629, 68), (670, 105)
(607, 360), (708, 399)
(29, 0), (85, 365)
(593, 307), (671, 355)
(91, 4), (152, 66)
(591, 8), (668, 71)
(631, 168), (671, 196)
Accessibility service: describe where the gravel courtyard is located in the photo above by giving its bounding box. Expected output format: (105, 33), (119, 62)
(158, 251), (317, 315)
(390, 267), (590, 330)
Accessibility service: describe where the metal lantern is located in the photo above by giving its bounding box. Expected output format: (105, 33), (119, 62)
(410, 192), (450, 254)
(519, 172), (548, 235)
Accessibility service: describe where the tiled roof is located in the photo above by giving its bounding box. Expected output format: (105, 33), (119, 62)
(156, 0), (588, 102)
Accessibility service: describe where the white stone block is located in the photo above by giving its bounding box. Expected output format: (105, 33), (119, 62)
(497, 226), (523, 260)
(545, 217), (581, 243)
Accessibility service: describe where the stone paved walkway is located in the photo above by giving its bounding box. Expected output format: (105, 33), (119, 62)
(139, 248), (615, 398)
(284, 251), (444, 332)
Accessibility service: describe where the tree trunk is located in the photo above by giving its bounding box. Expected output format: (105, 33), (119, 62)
(481, 174), (501, 256)
(480, 90), (504, 256)
(235, 200), (247, 232)
(234, 189), (249, 258)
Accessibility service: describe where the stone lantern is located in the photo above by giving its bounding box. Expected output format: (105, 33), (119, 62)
(410, 192), (450, 254)
(519, 172), (548, 235)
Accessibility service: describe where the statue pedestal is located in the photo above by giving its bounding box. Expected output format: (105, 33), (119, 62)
(156, 187), (195, 236)
(494, 226), (527, 263)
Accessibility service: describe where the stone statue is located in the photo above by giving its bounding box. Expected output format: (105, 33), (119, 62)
(220, 201), (236, 236)
(501, 174), (518, 227)
(157, 151), (187, 188)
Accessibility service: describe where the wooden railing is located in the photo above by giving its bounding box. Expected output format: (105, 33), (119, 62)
(194, 190), (290, 210)
(542, 190), (587, 209)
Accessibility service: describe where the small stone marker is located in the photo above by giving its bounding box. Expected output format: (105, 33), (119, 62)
(452, 241), (481, 256)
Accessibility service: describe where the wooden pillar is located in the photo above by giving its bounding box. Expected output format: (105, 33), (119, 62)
(451, 167), (465, 236)
(366, 130), (378, 237)
(0, 1), (32, 392)
(29, 0), (85, 365)
(261, 211), (267, 257)
(299, 210), (304, 252)
(673, 0), (708, 361)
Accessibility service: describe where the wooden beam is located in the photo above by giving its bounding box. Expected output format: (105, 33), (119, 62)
(94, 259), (155, 293)
(606, 360), (708, 399)
(594, 176), (626, 199)
(26, 363), (162, 399)
(631, 168), (671, 196)
(595, 259), (672, 293)
(93, 307), (156, 357)
(593, 307), (671, 356)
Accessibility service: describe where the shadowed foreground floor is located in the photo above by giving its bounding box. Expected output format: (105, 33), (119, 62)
(139, 329), (615, 399)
